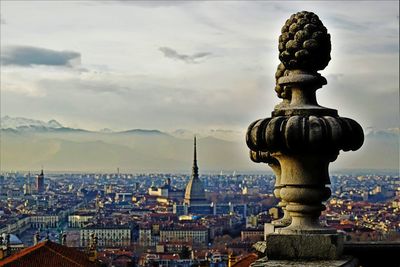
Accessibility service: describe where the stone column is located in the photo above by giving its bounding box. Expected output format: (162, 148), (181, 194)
(246, 11), (364, 261)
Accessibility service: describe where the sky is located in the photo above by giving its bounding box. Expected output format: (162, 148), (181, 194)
(1, 1), (399, 133)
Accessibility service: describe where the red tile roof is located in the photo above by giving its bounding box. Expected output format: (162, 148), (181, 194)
(231, 253), (258, 267)
(0, 240), (96, 267)
(159, 254), (180, 260)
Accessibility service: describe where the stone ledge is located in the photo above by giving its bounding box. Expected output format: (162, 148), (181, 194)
(343, 242), (400, 267)
(250, 256), (359, 267)
(265, 233), (344, 260)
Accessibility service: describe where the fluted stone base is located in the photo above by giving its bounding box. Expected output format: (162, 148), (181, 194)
(250, 256), (359, 267)
(265, 233), (344, 260)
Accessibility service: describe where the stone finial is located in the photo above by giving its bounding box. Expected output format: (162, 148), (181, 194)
(246, 11), (364, 260)
(279, 11), (331, 71)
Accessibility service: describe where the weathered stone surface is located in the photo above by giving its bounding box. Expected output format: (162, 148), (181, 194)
(264, 223), (275, 236)
(246, 115), (363, 154)
(246, 10), (364, 260)
(278, 11), (331, 71)
(253, 241), (267, 254)
(265, 233), (344, 260)
(251, 256), (359, 267)
(274, 63), (289, 99)
(249, 151), (292, 227)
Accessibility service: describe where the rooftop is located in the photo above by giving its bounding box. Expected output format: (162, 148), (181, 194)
(0, 240), (96, 267)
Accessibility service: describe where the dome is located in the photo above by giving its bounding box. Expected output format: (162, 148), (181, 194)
(184, 174), (206, 205)
(184, 137), (207, 205)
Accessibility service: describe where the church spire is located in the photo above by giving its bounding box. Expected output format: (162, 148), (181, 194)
(192, 136), (198, 177)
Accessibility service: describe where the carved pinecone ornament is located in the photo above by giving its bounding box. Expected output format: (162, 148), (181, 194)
(274, 63), (289, 99)
(278, 11), (331, 71)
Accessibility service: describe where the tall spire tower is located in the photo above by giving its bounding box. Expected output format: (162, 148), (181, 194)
(192, 136), (198, 177)
(184, 136), (207, 205)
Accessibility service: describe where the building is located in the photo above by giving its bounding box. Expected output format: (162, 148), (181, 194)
(148, 182), (169, 198)
(240, 228), (264, 242)
(177, 138), (254, 217)
(148, 178), (185, 201)
(35, 169), (44, 193)
(68, 213), (94, 228)
(115, 192), (133, 203)
(80, 225), (131, 248)
(30, 215), (59, 229)
(23, 174), (32, 195)
(0, 216), (31, 236)
(141, 253), (199, 267)
(138, 226), (156, 247)
(173, 202), (247, 217)
(184, 137), (208, 206)
(160, 225), (209, 247)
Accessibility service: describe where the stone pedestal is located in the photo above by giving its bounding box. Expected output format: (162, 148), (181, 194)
(264, 223), (276, 237)
(265, 233), (344, 260)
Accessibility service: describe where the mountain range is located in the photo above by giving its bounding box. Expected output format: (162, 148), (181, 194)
(0, 116), (398, 172)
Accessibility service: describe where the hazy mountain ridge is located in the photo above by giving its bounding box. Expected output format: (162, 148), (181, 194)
(1, 116), (63, 129)
(1, 116), (169, 136)
(0, 116), (398, 172)
(365, 128), (399, 139)
(0, 116), (253, 172)
(118, 129), (169, 136)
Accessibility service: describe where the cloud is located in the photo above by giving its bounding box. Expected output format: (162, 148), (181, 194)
(159, 47), (211, 64)
(40, 77), (130, 95)
(1, 46), (81, 67)
(326, 73), (345, 81)
(327, 15), (370, 31)
(97, 0), (190, 7)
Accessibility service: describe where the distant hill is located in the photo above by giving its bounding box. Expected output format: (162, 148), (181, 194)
(1, 116), (63, 129)
(0, 116), (398, 172)
(117, 129), (169, 136)
(0, 116), (254, 172)
(332, 128), (399, 171)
